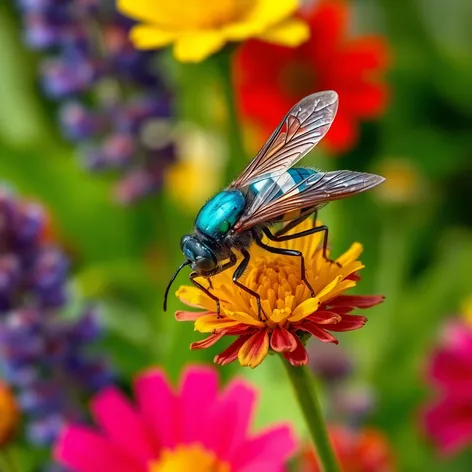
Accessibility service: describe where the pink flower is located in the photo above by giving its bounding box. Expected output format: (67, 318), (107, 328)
(422, 319), (472, 455)
(55, 365), (296, 471)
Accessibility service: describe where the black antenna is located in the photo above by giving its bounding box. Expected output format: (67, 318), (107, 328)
(163, 260), (191, 311)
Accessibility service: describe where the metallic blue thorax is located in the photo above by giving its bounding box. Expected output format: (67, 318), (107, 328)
(249, 168), (318, 221)
(196, 190), (246, 239)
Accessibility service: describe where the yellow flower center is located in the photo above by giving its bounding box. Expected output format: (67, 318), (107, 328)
(245, 255), (311, 326)
(152, 1), (253, 29)
(150, 444), (230, 472)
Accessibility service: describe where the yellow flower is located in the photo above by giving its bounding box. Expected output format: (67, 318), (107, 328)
(117, 0), (309, 62)
(375, 159), (425, 205)
(165, 126), (226, 212)
(0, 381), (19, 446)
(175, 220), (384, 368)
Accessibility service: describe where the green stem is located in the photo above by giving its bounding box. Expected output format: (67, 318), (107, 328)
(281, 358), (340, 472)
(213, 47), (247, 182)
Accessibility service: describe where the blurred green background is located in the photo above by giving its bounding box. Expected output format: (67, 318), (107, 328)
(1, 0), (472, 470)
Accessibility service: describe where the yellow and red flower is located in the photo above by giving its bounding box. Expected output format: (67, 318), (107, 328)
(117, 0), (309, 62)
(235, 1), (390, 153)
(176, 219), (383, 368)
(300, 425), (395, 472)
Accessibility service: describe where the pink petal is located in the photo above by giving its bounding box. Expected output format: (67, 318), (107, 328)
(231, 425), (297, 470)
(91, 388), (157, 463)
(191, 331), (225, 349)
(442, 320), (472, 352)
(209, 379), (258, 460)
(214, 335), (252, 366)
(327, 315), (367, 332)
(179, 365), (219, 444)
(428, 350), (472, 388)
(134, 368), (178, 449)
(54, 426), (143, 472)
(175, 310), (211, 321)
(423, 399), (472, 455)
(327, 295), (384, 309)
(270, 326), (297, 353)
(283, 336), (309, 367)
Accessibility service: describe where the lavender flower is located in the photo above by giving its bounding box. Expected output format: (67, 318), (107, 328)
(0, 188), (111, 451)
(16, 0), (175, 203)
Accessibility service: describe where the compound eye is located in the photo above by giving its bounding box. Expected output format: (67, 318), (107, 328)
(195, 256), (216, 272)
(180, 235), (191, 250)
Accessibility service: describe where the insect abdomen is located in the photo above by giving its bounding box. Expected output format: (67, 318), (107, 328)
(248, 168), (318, 221)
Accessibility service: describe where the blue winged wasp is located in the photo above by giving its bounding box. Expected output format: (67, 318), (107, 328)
(164, 91), (385, 319)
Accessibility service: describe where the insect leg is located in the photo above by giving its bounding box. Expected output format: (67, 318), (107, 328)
(232, 248), (265, 321)
(274, 209), (319, 237)
(191, 254), (238, 317)
(189, 272), (222, 317)
(274, 213), (311, 237)
(264, 222), (340, 266)
(253, 230), (316, 297)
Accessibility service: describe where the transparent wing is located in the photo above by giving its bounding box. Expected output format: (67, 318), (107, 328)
(229, 91), (338, 189)
(233, 170), (385, 233)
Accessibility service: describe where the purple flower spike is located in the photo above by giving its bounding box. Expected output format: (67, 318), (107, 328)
(0, 188), (112, 460)
(16, 0), (175, 203)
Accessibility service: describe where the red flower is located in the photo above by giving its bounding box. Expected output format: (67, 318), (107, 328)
(300, 425), (395, 472)
(235, 1), (390, 153)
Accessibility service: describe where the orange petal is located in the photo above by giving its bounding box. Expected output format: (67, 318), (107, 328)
(238, 329), (269, 368)
(214, 335), (251, 366)
(224, 310), (265, 327)
(289, 297), (321, 322)
(336, 243), (363, 266)
(316, 276), (343, 300)
(190, 332), (225, 350)
(319, 280), (357, 304)
(176, 285), (216, 311)
(194, 315), (242, 333)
